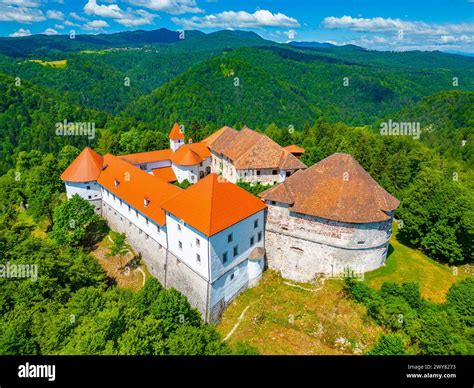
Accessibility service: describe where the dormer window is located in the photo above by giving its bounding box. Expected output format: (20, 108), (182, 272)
(144, 197), (150, 207)
(114, 179), (120, 188)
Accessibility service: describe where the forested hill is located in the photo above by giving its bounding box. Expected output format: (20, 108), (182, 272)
(0, 28), (270, 58)
(123, 45), (474, 129)
(0, 73), (110, 174)
(379, 91), (474, 167)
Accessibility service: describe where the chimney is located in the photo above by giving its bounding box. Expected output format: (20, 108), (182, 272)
(144, 197), (150, 207)
(114, 179), (120, 188)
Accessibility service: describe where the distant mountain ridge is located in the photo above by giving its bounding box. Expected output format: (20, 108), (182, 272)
(0, 28), (271, 58)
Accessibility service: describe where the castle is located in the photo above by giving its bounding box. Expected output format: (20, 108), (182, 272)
(61, 124), (399, 322)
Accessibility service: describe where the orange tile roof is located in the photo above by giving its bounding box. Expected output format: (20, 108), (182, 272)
(284, 145), (305, 154)
(161, 174), (267, 236)
(119, 149), (172, 165)
(98, 154), (182, 225)
(169, 122), (185, 140)
(260, 153), (399, 223)
(61, 147), (103, 182)
(171, 142), (211, 166)
(152, 166), (177, 182)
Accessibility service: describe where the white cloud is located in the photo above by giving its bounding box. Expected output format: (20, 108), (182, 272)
(127, 0), (203, 14)
(84, 19), (109, 29)
(47, 10), (64, 20)
(172, 9), (300, 29)
(54, 23), (65, 29)
(84, 0), (124, 19)
(0, 4), (45, 22)
(64, 19), (79, 27)
(322, 15), (474, 35)
(115, 9), (156, 26)
(9, 27), (31, 37)
(42, 27), (59, 35)
(83, 0), (157, 27)
(0, 0), (40, 7)
(69, 12), (87, 21)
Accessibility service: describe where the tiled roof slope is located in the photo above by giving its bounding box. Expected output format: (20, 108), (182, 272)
(260, 153), (400, 223)
(119, 149), (172, 165)
(60, 147), (103, 182)
(171, 142), (211, 166)
(169, 122), (185, 140)
(161, 174), (267, 236)
(98, 154), (182, 225)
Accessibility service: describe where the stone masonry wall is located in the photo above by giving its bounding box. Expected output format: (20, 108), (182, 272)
(265, 203), (393, 282)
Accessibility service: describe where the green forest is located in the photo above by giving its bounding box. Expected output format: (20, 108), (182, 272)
(0, 28), (472, 355)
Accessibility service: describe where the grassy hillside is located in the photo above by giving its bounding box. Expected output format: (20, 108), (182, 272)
(217, 226), (471, 354)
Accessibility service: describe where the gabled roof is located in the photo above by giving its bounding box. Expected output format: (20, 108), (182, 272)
(169, 122), (185, 140)
(171, 142), (211, 166)
(152, 166), (177, 182)
(61, 147), (103, 182)
(260, 153), (400, 223)
(161, 174), (267, 236)
(119, 149), (172, 165)
(98, 154), (182, 225)
(208, 127), (306, 170)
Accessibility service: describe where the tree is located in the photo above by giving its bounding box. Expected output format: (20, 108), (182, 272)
(119, 316), (166, 355)
(51, 195), (108, 247)
(368, 334), (406, 355)
(166, 325), (229, 355)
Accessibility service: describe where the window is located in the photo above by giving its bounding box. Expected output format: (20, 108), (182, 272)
(128, 205), (131, 212)
(146, 217), (149, 225)
(230, 273), (235, 281)
(157, 225), (160, 233)
(178, 241), (183, 250)
(222, 252), (228, 263)
(196, 253), (201, 263)
(271, 201), (276, 205)
(233, 245), (238, 257)
(258, 232), (262, 242)
(286, 171), (291, 177)
(86, 185), (90, 190)
(88, 195), (91, 199)
(358, 241), (365, 245)
(256, 170), (261, 176)
(196, 238), (200, 247)
(254, 219), (259, 228)
(136, 210), (139, 218)
(272, 170), (278, 175)
(250, 236), (255, 246)
(178, 224), (182, 231)
(227, 233), (233, 243)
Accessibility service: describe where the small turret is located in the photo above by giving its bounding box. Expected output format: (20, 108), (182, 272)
(169, 123), (185, 152)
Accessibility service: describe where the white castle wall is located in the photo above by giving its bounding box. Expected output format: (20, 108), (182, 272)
(210, 151), (296, 185)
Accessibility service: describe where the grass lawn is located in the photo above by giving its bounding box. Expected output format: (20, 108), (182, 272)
(216, 271), (383, 355)
(364, 224), (470, 303)
(27, 59), (67, 68)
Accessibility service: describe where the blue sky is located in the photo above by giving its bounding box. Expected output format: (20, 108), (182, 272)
(1, 0), (473, 53)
